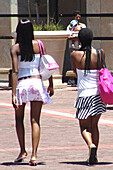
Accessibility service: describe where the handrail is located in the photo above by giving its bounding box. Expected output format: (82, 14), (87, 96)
(0, 36), (113, 41)
(0, 13), (113, 18)
(0, 13), (113, 40)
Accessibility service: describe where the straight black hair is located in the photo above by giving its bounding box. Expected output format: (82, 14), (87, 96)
(78, 28), (93, 75)
(16, 19), (34, 62)
(73, 10), (81, 17)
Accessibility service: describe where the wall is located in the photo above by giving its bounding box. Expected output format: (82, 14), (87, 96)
(59, 0), (86, 29)
(86, 0), (113, 70)
(0, 0), (12, 69)
(17, 0), (86, 29)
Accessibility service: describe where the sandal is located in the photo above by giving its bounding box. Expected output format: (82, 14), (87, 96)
(88, 146), (98, 165)
(14, 152), (27, 163)
(29, 156), (37, 166)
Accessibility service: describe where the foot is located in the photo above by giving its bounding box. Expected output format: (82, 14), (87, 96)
(88, 145), (98, 165)
(29, 156), (37, 166)
(14, 152), (27, 162)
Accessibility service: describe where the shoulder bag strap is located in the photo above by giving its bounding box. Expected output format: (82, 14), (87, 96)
(36, 39), (46, 56)
(35, 39), (46, 72)
(99, 49), (107, 68)
(96, 49), (101, 70)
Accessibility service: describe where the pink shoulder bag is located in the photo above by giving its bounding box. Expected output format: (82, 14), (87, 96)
(97, 49), (113, 104)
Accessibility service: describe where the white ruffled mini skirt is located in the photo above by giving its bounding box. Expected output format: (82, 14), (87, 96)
(16, 78), (52, 105)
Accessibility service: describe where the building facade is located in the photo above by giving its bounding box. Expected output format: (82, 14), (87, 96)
(0, 0), (113, 80)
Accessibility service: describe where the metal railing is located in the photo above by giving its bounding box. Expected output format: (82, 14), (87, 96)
(0, 13), (113, 40)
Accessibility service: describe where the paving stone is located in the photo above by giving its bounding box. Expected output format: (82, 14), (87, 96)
(0, 84), (113, 169)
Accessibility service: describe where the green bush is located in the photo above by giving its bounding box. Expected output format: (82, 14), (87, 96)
(33, 22), (63, 31)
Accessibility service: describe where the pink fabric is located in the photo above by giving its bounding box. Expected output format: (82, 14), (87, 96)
(16, 78), (52, 105)
(48, 63), (59, 70)
(36, 39), (46, 55)
(99, 68), (113, 104)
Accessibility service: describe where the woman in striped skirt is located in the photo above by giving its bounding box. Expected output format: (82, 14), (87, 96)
(70, 28), (106, 165)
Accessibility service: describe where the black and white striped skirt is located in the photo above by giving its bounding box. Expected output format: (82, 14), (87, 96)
(74, 95), (106, 119)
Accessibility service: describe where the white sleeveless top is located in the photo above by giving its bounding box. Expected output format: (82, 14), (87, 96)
(18, 54), (40, 79)
(77, 69), (99, 97)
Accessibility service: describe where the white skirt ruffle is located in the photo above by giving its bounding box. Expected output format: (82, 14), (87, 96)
(16, 78), (52, 105)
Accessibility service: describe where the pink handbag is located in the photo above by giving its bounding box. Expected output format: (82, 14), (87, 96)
(97, 49), (113, 104)
(37, 40), (59, 81)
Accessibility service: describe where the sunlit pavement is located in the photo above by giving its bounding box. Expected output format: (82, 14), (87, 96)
(0, 83), (113, 170)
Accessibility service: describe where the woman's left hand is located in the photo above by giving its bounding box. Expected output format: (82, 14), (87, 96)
(12, 95), (19, 110)
(47, 86), (54, 97)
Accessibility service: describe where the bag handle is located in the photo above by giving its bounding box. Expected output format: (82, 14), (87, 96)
(36, 39), (46, 56)
(36, 39), (46, 72)
(96, 49), (101, 70)
(96, 49), (106, 70)
(100, 49), (107, 68)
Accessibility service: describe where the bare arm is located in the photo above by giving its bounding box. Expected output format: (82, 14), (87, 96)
(34, 40), (54, 97)
(70, 52), (77, 77)
(100, 49), (106, 68)
(10, 45), (19, 109)
(47, 76), (54, 97)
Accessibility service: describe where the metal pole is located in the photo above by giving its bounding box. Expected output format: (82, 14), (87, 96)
(28, 0), (31, 20)
(47, 0), (49, 24)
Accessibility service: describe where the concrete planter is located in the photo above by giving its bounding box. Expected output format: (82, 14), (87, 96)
(34, 31), (69, 75)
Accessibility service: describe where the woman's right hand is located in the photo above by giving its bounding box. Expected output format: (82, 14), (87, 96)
(12, 95), (18, 110)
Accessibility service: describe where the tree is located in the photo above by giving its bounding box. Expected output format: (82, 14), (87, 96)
(28, 0), (31, 20)
(49, 0), (58, 23)
(47, 0), (49, 24)
(35, 0), (40, 25)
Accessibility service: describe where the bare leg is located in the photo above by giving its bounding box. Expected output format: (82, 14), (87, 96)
(79, 116), (92, 149)
(15, 103), (27, 161)
(79, 115), (101, 164)
(30, 101), (43, 161)
(91, 114), (101, 148)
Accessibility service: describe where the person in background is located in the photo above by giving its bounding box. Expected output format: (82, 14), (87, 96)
(67, 10), (86, 87)
(10, 19), (54, 166)
(67, 10), (86, 50)
(70, 28), (106, 165)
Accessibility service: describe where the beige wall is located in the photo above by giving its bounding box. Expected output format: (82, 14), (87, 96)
(59, 0), (86, 29)
(0, 1), (11, 69)
(86, 0), (113, 70)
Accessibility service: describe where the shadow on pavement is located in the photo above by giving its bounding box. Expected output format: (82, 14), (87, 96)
(0, 86), (11, 91)
(107, 106), (113, 110)
(60, 161), (113, 166)
(0, 161), (46, 166)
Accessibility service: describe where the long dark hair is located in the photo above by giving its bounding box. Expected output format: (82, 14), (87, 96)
(78, 28), (93, 75)
(16, 19), (34, 62)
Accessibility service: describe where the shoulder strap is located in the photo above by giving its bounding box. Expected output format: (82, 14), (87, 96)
(96, 49), (101, 70)
(35, 39), (46, 71)
(99, 49), (107, 68)
(96, 49), (106, 70)
(36, 39), (46, 56)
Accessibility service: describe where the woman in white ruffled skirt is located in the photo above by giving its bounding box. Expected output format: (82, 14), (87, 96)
(10, 19), (54, 166)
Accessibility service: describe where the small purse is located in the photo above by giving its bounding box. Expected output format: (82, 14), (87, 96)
(37, 40), (59, 81)
(97, 49), (113, 104)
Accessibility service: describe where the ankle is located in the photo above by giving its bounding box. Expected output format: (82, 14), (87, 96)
(19, 150), (27, 155)
(30, 156), (37, 161)
(31, 153), (37, 159)
(89, 144), (96, 149)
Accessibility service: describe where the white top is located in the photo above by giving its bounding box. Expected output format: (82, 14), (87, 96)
(18, 54), (40, 79)
(77, 69), (99, 97)
(66, 22), (86, 32)
(67, 22), (86, 50)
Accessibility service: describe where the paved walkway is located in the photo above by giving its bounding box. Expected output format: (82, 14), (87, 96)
(0, 83), (113, 170)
